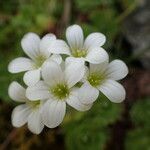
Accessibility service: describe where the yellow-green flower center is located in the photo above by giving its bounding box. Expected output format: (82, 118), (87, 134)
(71, 49), (87, 58)
(35, 55), (46, 68)
(51, 84), (69, 100)
(27, 100), (41, 109)
(88, 73), (105, 87)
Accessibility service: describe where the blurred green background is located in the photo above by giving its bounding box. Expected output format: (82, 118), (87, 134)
(0, 0), (150, 149)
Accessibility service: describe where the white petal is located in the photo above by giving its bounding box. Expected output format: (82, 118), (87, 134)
(23, 69), (41, 86)
(98, 79), (126, 103)
(106, 60), (128, 80)
(86, 47), (109, 64)
(66, 88), (93, 111)
(66, 24), (84, 50)
(84, 32), (106, 50)
(26, 81), (50, 101)
(8, 57), (34, 73)
(8, 81), (27, 102)
(39, 34), (56, 57)
(78, 82), (99, 104)
(60, 60), (65, 70)
(89, 61), (108, 74)
(21, 32), (40, 60)
(27, 109), (44, 134)
(48, 54), (62, 64)
(65, 58), (85, 88)
(49, 40), (71, 55)
(82, 66), (89, 82)
(11, 104), (31, 127)
(65, 57), (84, 67)
(41, 99), (66, 128)
(42, 61), (63, 87)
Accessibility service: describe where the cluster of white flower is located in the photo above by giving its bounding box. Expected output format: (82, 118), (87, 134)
(8, 24), (128, 134)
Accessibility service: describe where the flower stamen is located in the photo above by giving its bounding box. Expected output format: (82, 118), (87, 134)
(51, 84), (69, 100)
(71, 49), (87, 58)
(88, 73), (105, 87)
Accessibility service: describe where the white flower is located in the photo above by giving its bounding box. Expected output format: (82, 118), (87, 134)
(8, 81), (44, 134)
(80, 60), (128, 104)
(48, 24), (108, 64)
(26, 59), (94, 128)
(8, 33), (62, 86)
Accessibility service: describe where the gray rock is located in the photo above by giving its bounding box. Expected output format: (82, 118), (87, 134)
(123, 0), (150, 69)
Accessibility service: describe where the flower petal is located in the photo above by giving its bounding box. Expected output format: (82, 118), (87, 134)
(66, 88), (93, 111)
(65, 56), (84, 67)
(98, 79), (126, 103)
(65, 58), (85, 88)
(42, 61), (63, 87)
(84, 32), (106, 50)
(48, 54), (62, 64)
(89, 61), (108, 74)
(41, 99), (66, 128)
(21, 32), (40, 60)
(26, 81), (50, 101)
(8, 57), (34, 73)
(106, 60), (128, 81)
(23, 69), (41, 86)
(66, 24), (84, 50)
(82, 66), (89, 82)
(8, 81), (27, 102)
(78, 82), (99, 104)
(39, 33), (56, 57)
(86, 47), (109, 64)
(27, 109), (44, 134)
(49, 40), (71, 55)
(11, 104), (31, 127)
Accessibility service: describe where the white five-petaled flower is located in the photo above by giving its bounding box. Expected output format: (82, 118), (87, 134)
(26, 59), (94, 128)
(8, 32), (62, 86)
(8, 81), (45, 134)
(49, 24), (108, 64)
(79, 60), (128, 104)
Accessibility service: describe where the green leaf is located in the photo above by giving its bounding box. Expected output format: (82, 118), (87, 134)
(63, 94), (122, 150)
(125, 98), (150, 150)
